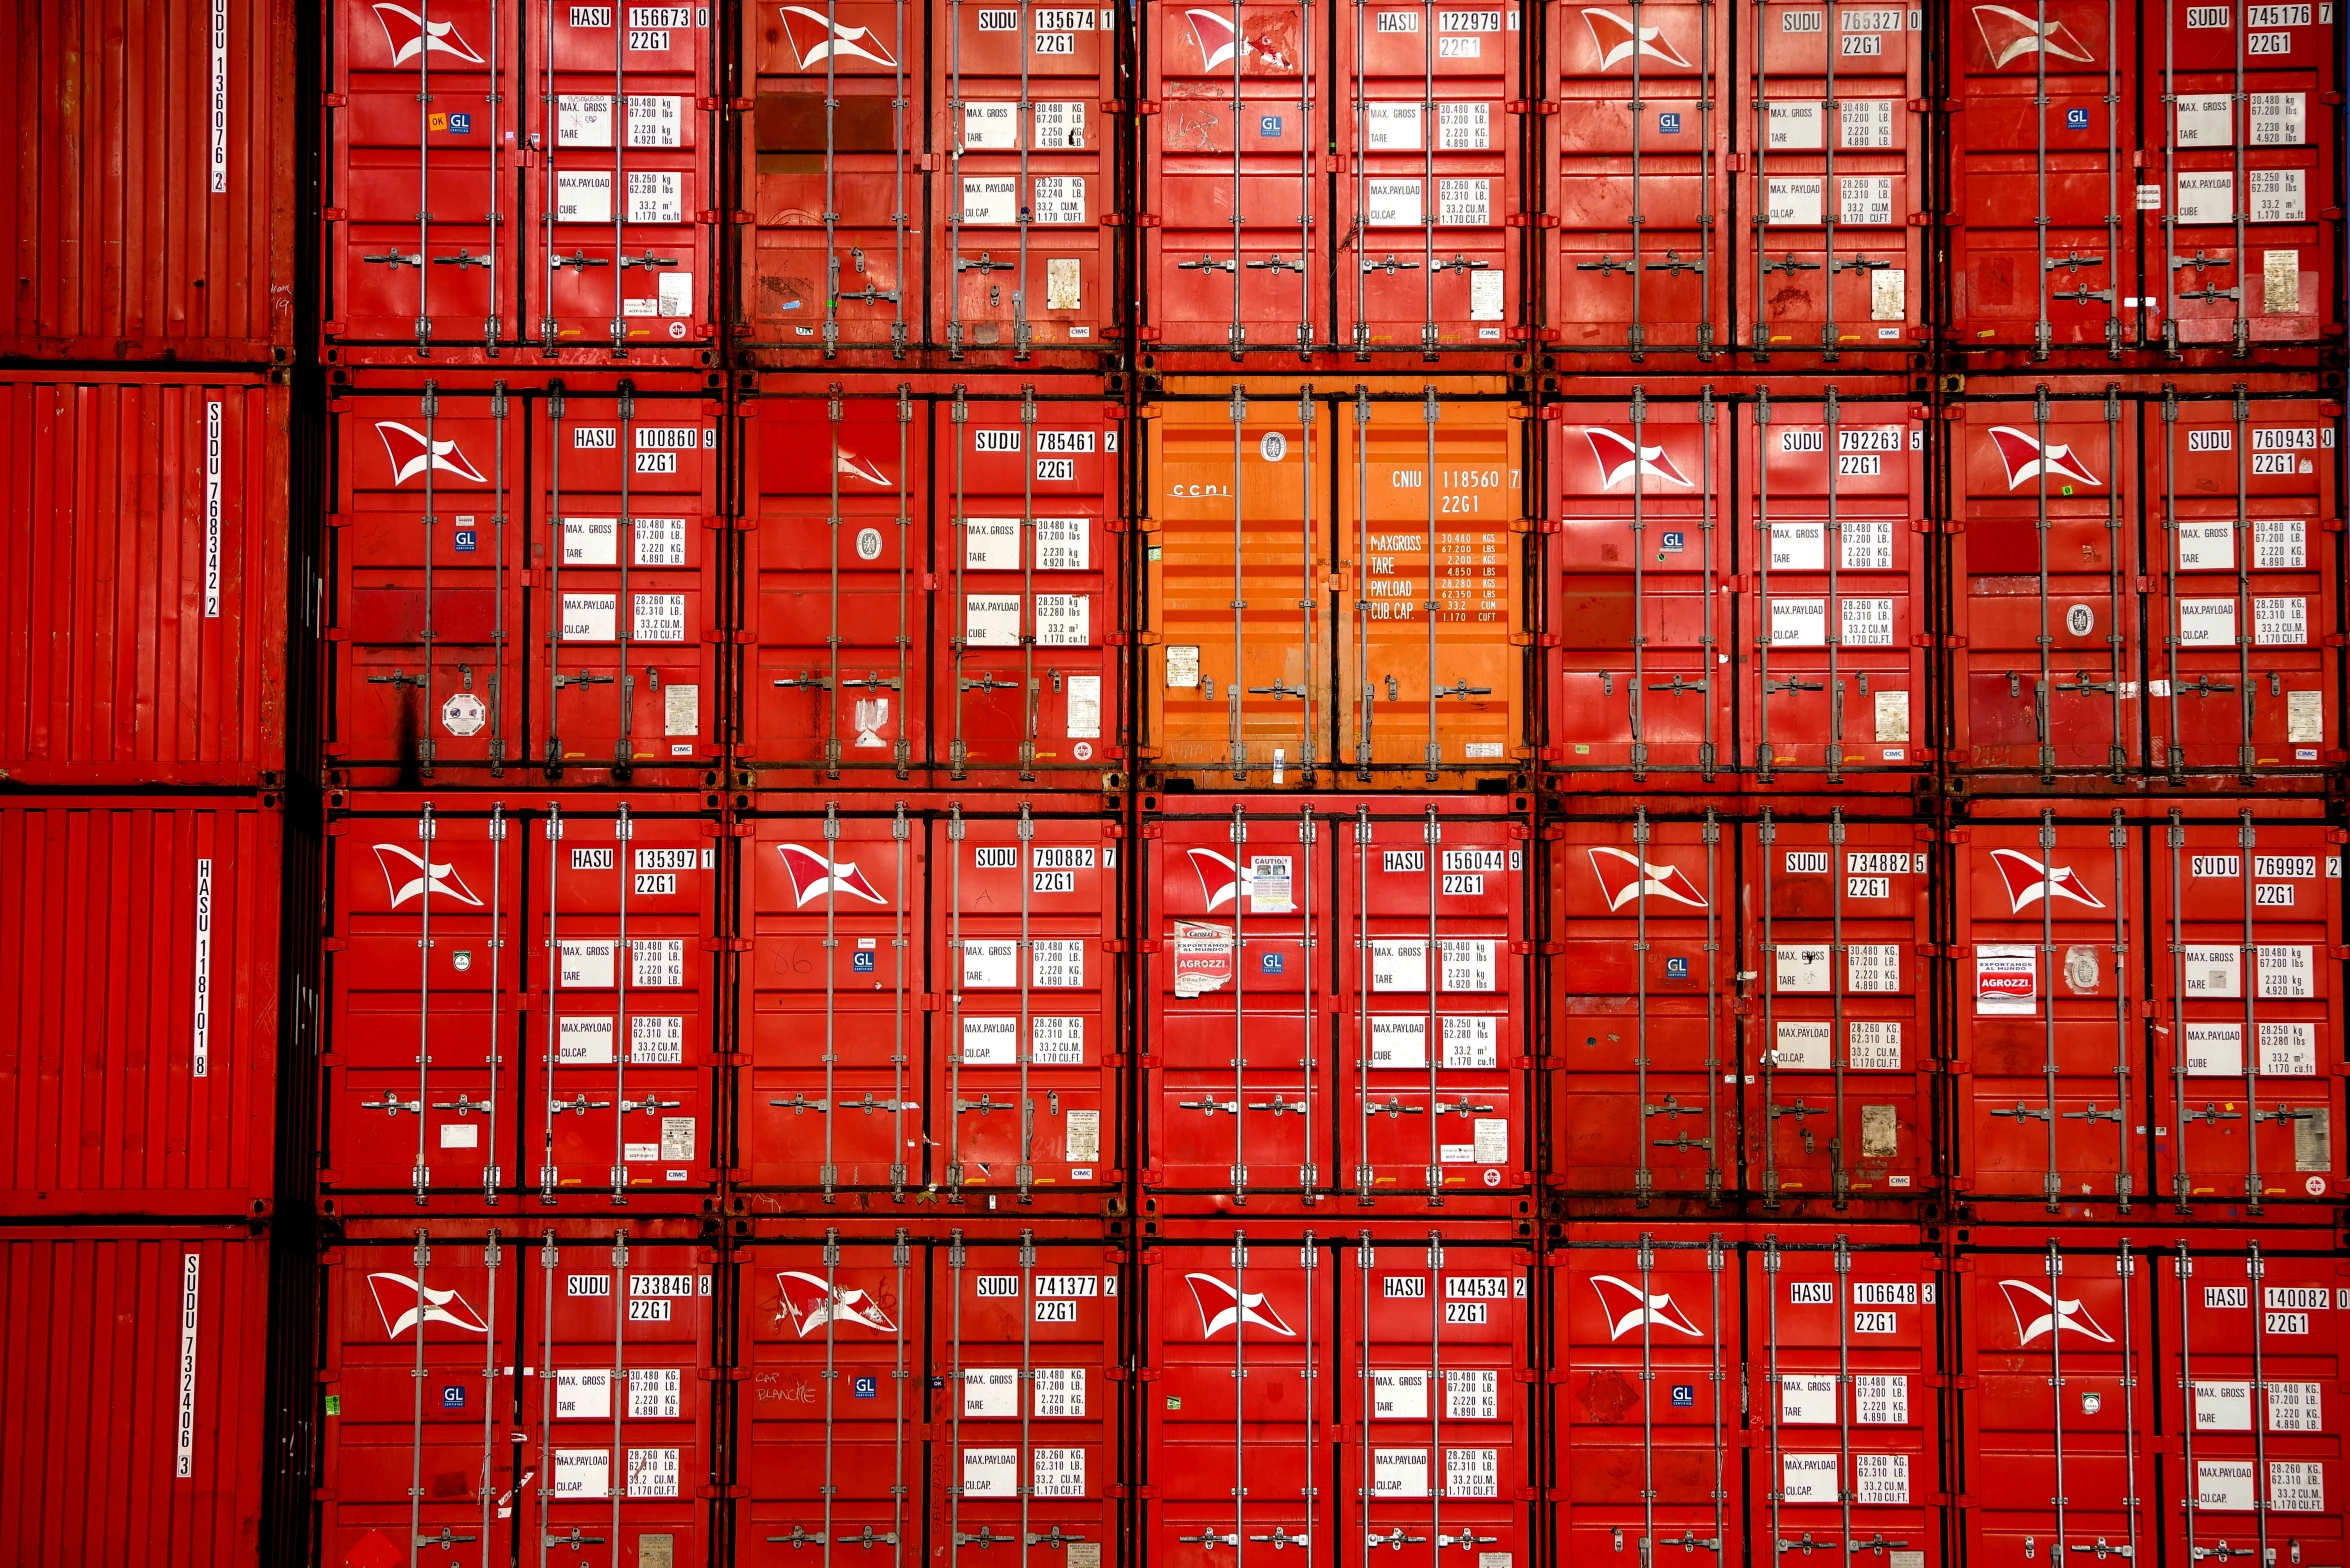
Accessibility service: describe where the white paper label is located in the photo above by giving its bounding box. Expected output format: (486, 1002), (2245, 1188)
(1448, 1368), (1499, 1420)
(554, 1449), (610, 1499)
(1782, 1375), (1838, 1424)
(630, 1368), (681, 1419)
(558, 1368), (613, 1420)
(2254, 596), (2308, 645)
(1367, 180), (1423, 227)
(1848, 944), (1900, 992)
(208, 0), (228, 192)
(2271, 1461), (2326, 1513)
(1067, 673), (1101, 738)
(1034, 1367), (1087, 1417)
(965, 594), (1022, 647)
(2258, 944), (2313, 999)
(1448, 1448), (1500, 1499)
(1440, 102), (1492, 148)
(1850, 1020), (1902, 1069)
(1976, 944), (2038, 1016)
(1772, 521), (1826, 570)
(2195, 1380), (2254, 1431)
(1375, 1369), (1429, 1419)
(1782, 1453), (1838, 1502)
(2182, 944), (2242, 998)
(633, 593), (686, 642)
(560, 1015), (616, 1064)
(1777, 944), (1831, 993)
(1856, 1453), (1910, 1505)
(561, 940), (616, 989)
(1842, 597), (1895, 646)
(2175, 93), (2234, 146)
(962, 1448), (1019, 1497)
(1772, 598), (1827, 646)
(1037, 593), (1090, 646)
(563, 592), (617, 642)
(1854, 1374), (1907, 1424)
(1841, 98), (1894, 148)
(1372, 939), (1428, 993)
(1770, 102), (1824, 149)
(1768, 178), (1824, 226)
(2179, 598), (2237, 646)
(962, 178), (1018, 225)
(628, 95), (684, 147)
(2197, 1461), (2255, 1512)
(1374, 1449), (1429, 1499)
(1775, 1019), (1832, 1070)
(2178, 171), (2236, 224)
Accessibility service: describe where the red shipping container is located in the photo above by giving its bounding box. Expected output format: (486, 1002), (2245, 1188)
(1547, 391), (1928, 789)
(2146, 389), (2341, 783)
(1951, 803), (2145, 1213)
(1949, 390), (2145, 782)
(0, 376), (288, 788)
(2144, 0), (2340, 354)
(1142, 2), (1525, 362)
(1141, 794), (1532, 1209)
(1143, 1225), (1533, 1567)
(741, 0), (1119, 361)
(325, 382), (725, 788)
(2151, 804), (2346, 1211)
(740, 384), (1126, 790)
(316, 1220), (716, 1568)
(325, 0), (720, 365)
(0, 1228), (268, 1566)
(740, 1226), (1122, 1560)
(320, 793), (722, 1212)
(736, 797), (1123, 1205)
(0, 0), (294, 360)
(1947, 0), (2139, 354)
(0, 800), (279, 1217)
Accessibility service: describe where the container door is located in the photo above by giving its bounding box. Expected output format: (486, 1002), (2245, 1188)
(2153, 811), (2346, 1208)
(2149, 0), (2337, 350)
(745, 0), (917, 352)
(1748, 1239), (1942, 1568)
(528, 3), (716, 354)
(321, 1234), (515, 1566)
(1548, 395), (1730, 783)
(1336, 0), (1522, 355)
(744, 390), (928, 780)
(1742, 396), (1926, 783)
(939, 1235), (1120, 1556)
(331, 0), (515, 353)
(1738, 0), (1925, 355)
(1544, 0), (1725, 356)
(1953, 394), (2141, 780)
(1953, 811), (2142, 1207)
(528, 805), (718, 1203)
(937, 393), (1123, 785)
(1335, 390), (1524, 785)
(939, 0), (1117, 355)
(1146, 393), (1330, 781)
(523, 1233), (714, 1565)
(940, 806), (1121, 1198)
(1550, 810), (1728, 1202)
(740, 1234), (923, 1558)
(1341, 806), (1526, 1201)
(2159, 1243), (2348, 1568)
(2151, 391), (2340, 781)
(1948, 0), (2135, 351)
(1553, 1238), (1736, 1563)
(1958, 1243), (2153, 1567)
(1343, 1237), (1533, 1565)
(1145, 2), (1323, 355)
(741, 806), (923, 1193)
(1147, 806), (1329, 1200)
(331, 390), (525, 782)
(533, 393), (721, 778)
(328, 805), (519, 1202)
(1746, 810), (1932, 1205)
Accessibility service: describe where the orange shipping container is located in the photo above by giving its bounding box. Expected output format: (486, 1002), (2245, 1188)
(1142, 384), (1527, 789)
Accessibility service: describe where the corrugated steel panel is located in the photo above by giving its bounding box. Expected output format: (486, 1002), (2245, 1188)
(736, 794), (1124, 1207)
(1144, 1225), (1534, 1567)
(0, 0), (294, 360)
(319, 792), (723, 1214)
(1141, 792), (1533, 1210)
(0, 800), (279, 1217)
(0, 376), (288, 788)
(741, 1228), (1124, 1556)
(0, 1228), (268, 1566)
(739, 383), (1129, 790)
(324, 382), (726, 788)
(1142, 385), (1529, 789)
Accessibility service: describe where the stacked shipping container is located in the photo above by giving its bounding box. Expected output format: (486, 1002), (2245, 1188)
(0, 0), (2341, 1560)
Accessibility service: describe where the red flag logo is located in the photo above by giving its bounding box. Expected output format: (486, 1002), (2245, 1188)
(1998, 1279), (2114, 1345)
(1971, 4), (2095, 68)
(1589, 1274), (1705, 1340)
(375, 420), (489, 486)
(1987, 426), (2102, 490)
(777, 4), (900, 67)
(777, 843), (889, 907)
(1586, 846), (1709, 911)
(1185, 1272), (1296, 1338)
(1583, 427), (1695, 490)
(1186, 847), (1253, 910)
(370, 3), (488, 65)
(372, 843), (485, 909)
(1988, 848), (2106, 912)
(1580, 7), (1696, 69)
(367, 1273), (491, 1338)
(774, 1271), (898, 1336)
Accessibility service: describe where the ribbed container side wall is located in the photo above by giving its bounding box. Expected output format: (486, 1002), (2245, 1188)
(323, 0), (722, 367)
(315, 1222), (719, 1568)
(323, 384), (727, 790)
(1950, 390), (2340, 790)
(740, 1230), (1125, 1556)
(1545, 798), (1936, 1212)
(0, 800), (280, 1217)
(1141, 388), (1529, 789)
(741, 0), (1122, 363)
(1552, 1228), (1945, 1568)
(1138, 0), (1529, 363)
(1139, 793), (1534, 1211)
(0, 376), (288, 788)
(735, 794), (1125, 1208)
(1954, 1228), (2347, 1567)
(1541, 0), (1929, 367)
(318, 793), (723, 1214)
(0, 0), (295, 360)
(1544, 391), (1931, 793)
(0, 1228), (269, 1567)
(1947, 0), (2340, 356)
(739, 387), (1129, 791)
(1142, 1228), (1535, 1567)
